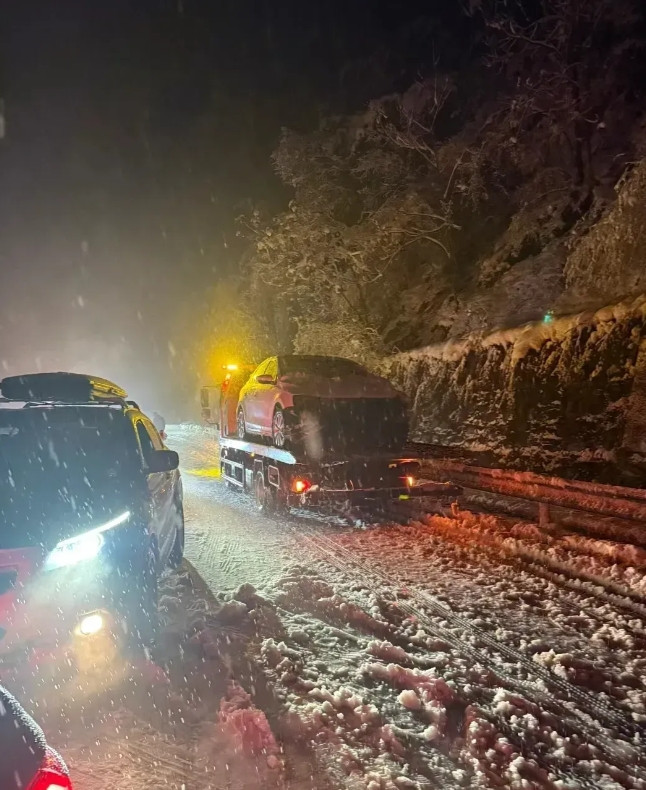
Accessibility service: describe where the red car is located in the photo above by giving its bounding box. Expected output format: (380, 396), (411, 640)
(236, 355), (409, 455)
(0, 685), (72, 789)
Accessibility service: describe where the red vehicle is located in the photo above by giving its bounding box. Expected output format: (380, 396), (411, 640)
(236, 355), (409, 454)
(0, 685), (72, 789)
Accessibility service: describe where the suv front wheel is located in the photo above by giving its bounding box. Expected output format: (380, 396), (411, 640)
(168, 498), (185, 569)
(116, 542), (159, 651)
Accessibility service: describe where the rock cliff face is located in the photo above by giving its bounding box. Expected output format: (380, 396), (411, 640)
(386, 297), (646, 486)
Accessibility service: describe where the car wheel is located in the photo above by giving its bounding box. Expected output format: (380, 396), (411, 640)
(167, 498), (185, 569)
(117, 542), (159, 651)
(237, 406), (247, 440)
(272, 406), (287, 448)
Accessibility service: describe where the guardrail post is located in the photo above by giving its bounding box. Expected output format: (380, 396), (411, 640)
(538, 502), (550, 527)
(622, 337), (646, 455)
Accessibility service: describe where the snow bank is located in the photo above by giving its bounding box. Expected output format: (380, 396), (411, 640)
(218, 680), (281, 761)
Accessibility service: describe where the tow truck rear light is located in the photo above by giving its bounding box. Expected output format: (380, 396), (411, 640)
(292, 477), (312, 494)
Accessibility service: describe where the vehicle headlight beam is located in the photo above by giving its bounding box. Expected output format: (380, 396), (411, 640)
(44, 510), (130, 571)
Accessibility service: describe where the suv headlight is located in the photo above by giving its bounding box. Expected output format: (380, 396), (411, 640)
(44, 511), (130, 571)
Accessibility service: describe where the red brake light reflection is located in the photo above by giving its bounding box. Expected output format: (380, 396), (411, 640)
(28, 752), (73, 790)
(28, 770), (72, 790)
(292, 478), (312, 494)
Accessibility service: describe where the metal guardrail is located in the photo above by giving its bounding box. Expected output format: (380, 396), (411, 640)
(420, 457), (646, 529)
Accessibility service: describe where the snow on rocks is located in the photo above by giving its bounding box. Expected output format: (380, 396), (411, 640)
(398, 689), (422, 711)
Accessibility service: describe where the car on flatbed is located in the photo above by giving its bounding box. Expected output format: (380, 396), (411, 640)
(0, 372), (184, 674)
(236, 355), (409, 455)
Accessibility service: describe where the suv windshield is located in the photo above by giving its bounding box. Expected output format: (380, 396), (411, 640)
(0, 406), (140, 548)
(280, 356), (367, 378)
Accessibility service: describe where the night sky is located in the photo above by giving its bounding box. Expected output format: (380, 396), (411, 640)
(0, 0), (467, 415)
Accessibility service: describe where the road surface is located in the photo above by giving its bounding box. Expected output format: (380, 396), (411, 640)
(175, 423), (340, 593)
(169, 424), (646, 790)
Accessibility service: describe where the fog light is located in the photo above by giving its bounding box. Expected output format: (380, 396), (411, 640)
(78, 613), (104, 636)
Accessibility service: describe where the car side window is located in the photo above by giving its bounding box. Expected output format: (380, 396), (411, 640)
(264, 358), (278, 380)
(143, 417), (164, 449)
(135, 419), (162, 466)
(253, 360), (269, 379)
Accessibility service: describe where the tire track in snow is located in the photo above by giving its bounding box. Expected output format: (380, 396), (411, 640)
(291, 525), (646, 787)
(382, 506), (646, 677)
(275, 541), (603, 789)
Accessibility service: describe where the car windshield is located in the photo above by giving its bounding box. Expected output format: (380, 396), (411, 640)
(280, 356), (367, 378)
(0, 406), (139, 548)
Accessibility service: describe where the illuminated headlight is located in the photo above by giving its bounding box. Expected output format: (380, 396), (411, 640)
(44, 511), (130, 571)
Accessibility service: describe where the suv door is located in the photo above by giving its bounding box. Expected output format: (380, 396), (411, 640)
(135, 417), (176, 564)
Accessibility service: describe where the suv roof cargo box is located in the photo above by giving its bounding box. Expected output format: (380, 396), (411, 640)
(0, 372), (127, 403)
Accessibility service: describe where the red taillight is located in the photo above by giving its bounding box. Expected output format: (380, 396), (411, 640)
(292, 478), (312, 494)
(28, 753), (73, 790)
(28, 771), (72, 790)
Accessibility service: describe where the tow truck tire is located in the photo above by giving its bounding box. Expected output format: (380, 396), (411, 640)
(253, 471), (275, 514)
(168, 498), (185, 569)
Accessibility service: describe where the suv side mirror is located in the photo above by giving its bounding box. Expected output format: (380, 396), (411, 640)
(255, 374), (275, 385)
(147, 449), (179, 473)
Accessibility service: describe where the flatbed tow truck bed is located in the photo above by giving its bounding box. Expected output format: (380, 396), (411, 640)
(219, 437), (461, 513)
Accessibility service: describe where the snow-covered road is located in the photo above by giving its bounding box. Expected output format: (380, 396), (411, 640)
(169, 425), (646, 790)
(173, 423), (327, 592)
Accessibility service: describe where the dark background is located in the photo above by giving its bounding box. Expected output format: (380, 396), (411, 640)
(0, 0), (469, 416)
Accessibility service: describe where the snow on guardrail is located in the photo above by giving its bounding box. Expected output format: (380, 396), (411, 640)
(422, 457), (646, 526)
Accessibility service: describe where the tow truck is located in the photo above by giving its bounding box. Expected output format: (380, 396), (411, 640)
(219, 437), (461, 514)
